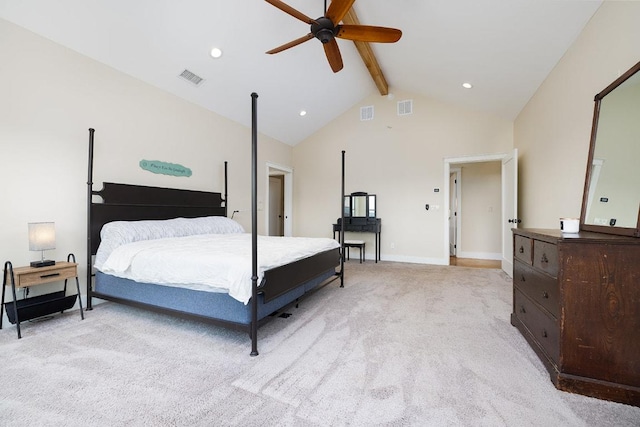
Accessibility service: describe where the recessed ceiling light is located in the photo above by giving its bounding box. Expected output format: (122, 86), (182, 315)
(210, 47), (223, 58)
(462, 82), (473, 89)
(299, 110), (307, 117)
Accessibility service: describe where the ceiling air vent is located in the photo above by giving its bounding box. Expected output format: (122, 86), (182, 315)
(360, 105), (374, 121)
(178, 69), (205, 86)
(397, 99), (413, 116)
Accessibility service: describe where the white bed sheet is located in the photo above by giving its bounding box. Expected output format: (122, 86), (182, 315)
(97, 233), (339, 304)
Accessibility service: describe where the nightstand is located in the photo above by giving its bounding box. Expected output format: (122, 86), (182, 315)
(1, 254), (84, 338)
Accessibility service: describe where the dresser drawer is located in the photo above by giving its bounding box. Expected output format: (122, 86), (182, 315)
(514, 288), (559, 364)
(533, 240), (559, 278)
(513, 261), (559, 319)
(514, 235), (532, 264)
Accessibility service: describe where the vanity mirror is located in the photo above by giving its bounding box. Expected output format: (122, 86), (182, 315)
(344, 192), (376, 218)
(580, 60), (640, 237)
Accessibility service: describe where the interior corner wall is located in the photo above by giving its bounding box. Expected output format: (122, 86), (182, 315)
(514, 1), (640, 229)
(292, 89), (513, 264)
(0, 19), (292, 299)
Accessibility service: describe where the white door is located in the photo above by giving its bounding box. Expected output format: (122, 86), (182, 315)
(448, 170), (459, 256)
(501, 148), (518, 277)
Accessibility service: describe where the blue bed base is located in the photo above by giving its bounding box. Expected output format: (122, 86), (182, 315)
(94, 268), (336, 326)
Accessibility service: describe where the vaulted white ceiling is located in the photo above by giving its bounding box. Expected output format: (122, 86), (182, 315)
(0, 0), (601, 145)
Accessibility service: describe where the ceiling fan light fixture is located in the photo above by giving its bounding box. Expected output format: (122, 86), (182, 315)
(210, 47), (223, 58)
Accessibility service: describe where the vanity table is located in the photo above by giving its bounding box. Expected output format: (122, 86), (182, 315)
(511, 60), (640, 406)
(333, 192), (381, 262)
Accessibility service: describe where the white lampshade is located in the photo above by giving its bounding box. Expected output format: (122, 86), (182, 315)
(28, 222), (56, 267)
(28, 222), (56, 251)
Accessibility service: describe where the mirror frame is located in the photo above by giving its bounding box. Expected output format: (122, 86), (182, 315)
(580, 60), (640, 237)
(344, 192), (376, 219)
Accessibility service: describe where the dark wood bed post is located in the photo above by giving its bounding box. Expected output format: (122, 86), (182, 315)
(340, 150), (345, 287)
(250, 92), (259, 356)
(86, 128), (95, 310)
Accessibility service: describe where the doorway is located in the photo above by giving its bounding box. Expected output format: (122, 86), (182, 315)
(443, 149), (518, 277)
(265, 163), (293, 237)
(268, 175), (284, 236)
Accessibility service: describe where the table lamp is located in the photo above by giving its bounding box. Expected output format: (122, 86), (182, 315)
(28, 222), (56, 268)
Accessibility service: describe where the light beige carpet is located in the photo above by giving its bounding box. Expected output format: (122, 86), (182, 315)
(0, 261), (638, 426)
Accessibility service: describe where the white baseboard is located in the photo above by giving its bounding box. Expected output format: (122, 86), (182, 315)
(455, 251), (501, 261)
(369, 254), (449, 265)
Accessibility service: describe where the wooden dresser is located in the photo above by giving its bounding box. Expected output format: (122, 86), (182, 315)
(511, 228), (640, 406)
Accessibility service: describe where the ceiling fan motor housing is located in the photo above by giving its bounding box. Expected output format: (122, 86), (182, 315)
(311, 17), (336, 44)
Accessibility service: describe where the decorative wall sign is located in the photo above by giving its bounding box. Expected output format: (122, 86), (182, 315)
(139, 160), (192, 177)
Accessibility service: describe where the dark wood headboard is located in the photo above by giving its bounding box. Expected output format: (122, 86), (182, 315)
(87, 128), (228, 256)
(89, 182), (226, 255)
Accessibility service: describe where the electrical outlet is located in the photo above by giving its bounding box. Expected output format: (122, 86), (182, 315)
(390, 242), (395, 249)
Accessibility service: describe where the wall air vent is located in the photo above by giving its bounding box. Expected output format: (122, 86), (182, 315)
(178, 69), (205, 86)
(360, 105), (374, 121)
(397, 99), (413, 116)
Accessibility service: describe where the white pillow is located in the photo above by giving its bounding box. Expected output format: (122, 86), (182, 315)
(94, 216), (244, 270)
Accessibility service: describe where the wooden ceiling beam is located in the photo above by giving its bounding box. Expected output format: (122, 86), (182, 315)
(342, 8), (389, 96)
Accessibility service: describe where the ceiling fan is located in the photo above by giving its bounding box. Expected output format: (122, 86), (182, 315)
(265, 0), (402, 73)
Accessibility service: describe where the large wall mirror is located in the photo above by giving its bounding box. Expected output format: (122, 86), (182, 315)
(580, 60), (640, 237)
(344, 192), (376, 218)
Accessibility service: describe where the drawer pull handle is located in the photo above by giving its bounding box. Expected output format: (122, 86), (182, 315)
(40, 273), (60, 279)
(541, 329), (548, 338)
(541, 253), (548, 264)
(542, 291), (549, 299)
(520, 305), (526, 314)
(520, 275), (526, 283)
(519, 246), (524, 254)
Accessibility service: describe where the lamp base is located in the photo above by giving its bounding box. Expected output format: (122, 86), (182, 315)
(30, 260), (55, 268)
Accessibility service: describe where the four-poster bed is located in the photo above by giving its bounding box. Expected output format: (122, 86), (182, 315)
(86, 93), (345, 355)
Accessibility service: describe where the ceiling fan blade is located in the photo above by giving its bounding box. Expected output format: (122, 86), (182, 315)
(266, 33), (314, 54)
(323, 38), (344, 73)
(336, 25), (402, 43)
(325, 0), (356, 24)
(265, 0), (316, 24)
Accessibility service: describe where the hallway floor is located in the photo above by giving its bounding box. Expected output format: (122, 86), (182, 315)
(450, 257), (501, 269)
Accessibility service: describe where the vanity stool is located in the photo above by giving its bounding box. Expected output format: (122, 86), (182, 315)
(343, 240), (365, 263)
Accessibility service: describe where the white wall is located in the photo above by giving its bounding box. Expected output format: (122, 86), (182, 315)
(292, 89), (513, 264)
(515, 1), (640, 229)
(0, 19), (292, 309)
(293, 1), (640, 264)
(458, 161), (502, 259)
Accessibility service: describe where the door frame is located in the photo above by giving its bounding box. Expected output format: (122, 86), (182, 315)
(265, 162), (293, 237)
(443, 150), (517, 275)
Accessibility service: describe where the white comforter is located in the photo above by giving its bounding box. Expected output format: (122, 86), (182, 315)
(98, 233), (339, 304)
